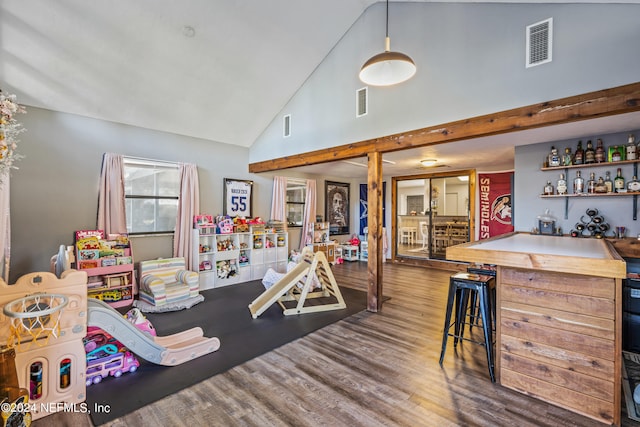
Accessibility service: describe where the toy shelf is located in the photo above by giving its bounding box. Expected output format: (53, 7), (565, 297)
(193, 227), (288, 291)
(75, 230), (135, 309)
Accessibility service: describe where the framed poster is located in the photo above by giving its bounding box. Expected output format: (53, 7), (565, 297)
(325, 181), (350, 235)
(223, 178), (253, 217)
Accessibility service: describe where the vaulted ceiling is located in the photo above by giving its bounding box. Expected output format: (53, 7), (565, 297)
(2, 1), (640, 177)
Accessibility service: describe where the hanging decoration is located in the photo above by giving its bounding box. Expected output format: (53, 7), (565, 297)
(0, 90), (26, 184)
(359, 182), (386, 236)
(478, 171), (514, 239)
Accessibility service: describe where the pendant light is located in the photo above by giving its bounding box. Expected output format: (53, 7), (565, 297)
(359, 0), (416, 86)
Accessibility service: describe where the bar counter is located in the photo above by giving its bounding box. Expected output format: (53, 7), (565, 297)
(446, 232), (626, 425)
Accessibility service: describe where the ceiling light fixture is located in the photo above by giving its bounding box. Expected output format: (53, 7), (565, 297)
(420, 159), (437, 167)
(359, 0), (416, 86)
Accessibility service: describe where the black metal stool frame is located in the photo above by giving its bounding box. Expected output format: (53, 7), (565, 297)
(439, 273), (496, 382)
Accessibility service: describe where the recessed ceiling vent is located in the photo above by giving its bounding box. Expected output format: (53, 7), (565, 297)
(356, 87), (368, 118)
(283, 114), (291, 138)
(526, 18), (552, 68)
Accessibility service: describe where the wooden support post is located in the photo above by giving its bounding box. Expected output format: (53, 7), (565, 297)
(367, 152), (383, 312)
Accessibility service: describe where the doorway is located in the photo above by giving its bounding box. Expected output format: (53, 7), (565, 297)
(392, 170), (475, 261)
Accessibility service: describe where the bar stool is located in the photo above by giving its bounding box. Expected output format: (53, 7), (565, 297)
(466, 266), (497, 332)
(439, 272), (496, 382)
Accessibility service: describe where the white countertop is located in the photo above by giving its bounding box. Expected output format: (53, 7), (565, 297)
(467, 233), (609, 260)
(446, 232), (626, 278)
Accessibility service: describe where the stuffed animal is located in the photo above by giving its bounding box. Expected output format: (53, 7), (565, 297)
(217, 261), (231, 279)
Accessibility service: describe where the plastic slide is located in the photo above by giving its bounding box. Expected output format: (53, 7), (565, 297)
(87, 298), (220, 366)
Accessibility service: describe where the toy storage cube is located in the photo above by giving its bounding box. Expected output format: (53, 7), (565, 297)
(342, 245), (359, 262)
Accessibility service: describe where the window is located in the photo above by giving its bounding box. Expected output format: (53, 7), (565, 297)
(286, 180), (306, 227)
(406, 195), (424, 214)
(123, 157), (180, 234)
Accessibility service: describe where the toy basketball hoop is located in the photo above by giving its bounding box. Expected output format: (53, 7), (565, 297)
(3, 293), (69, 350)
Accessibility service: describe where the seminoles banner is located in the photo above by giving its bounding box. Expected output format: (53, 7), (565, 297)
(478, 171), (513, 239)
(359, 182), (386, 236)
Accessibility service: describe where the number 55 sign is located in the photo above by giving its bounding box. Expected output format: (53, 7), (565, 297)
(223, 178), (253, 218)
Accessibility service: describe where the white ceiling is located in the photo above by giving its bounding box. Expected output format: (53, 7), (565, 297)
(2, 0), (640, 179)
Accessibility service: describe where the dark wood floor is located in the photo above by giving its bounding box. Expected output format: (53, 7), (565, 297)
(37, 261), (638, 426)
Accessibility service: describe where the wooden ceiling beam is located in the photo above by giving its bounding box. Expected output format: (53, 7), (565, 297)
(248, 81), (640, 173)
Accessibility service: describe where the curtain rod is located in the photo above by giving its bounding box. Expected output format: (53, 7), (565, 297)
(286, 177), (308, 185)
(122, 155), (181, 167)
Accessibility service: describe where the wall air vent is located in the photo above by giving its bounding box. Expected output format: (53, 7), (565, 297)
(526, 17), (552, 68)
(356, 87), (368, 118)
(283, 114), (291, 138)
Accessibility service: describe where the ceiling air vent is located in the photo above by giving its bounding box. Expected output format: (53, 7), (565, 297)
(356, 87), (368, 118)
(526, 17), (552, 68)
(283, 114), (291, 138)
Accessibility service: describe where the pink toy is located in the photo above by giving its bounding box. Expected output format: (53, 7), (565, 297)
(85, 350), (139, 386)
(83, 328), (110, 352)
(349, 234), (360, 247)
(248, 217), (265, 225)
(124, 308), (156, 336)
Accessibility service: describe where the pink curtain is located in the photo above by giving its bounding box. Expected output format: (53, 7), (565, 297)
(270, 176), (287, 222)
(173, 163), (199, 271)
(0, 175), (10, 282)
(97, 153), (127, 235)
(300, 179), (316, 250)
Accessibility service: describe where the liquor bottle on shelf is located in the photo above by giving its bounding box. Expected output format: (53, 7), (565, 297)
(574, 141), (584, 165)
(604, 170), (613, 193)
(562, 147), (573, 166)
(587, 172), (596, 194)
(584, 140), (596, 164)
(614, 168), (625, 192)
(573, 170), (584, 194)
(547, 146), (560, 167)
(595, 138), (606, 163)
(628, 175), (640, 192)
(556, 173), (568, 195)
(612, 146), (622, 162)
(627, 134), (637, 161)
(543, 180), (554, 196)
(594, 176), (607, 193)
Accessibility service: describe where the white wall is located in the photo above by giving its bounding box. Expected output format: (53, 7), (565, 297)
(250, 3), (640, 163)
(10, 107), (276, 281)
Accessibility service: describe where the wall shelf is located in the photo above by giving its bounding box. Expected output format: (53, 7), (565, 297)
(541, 159), (638, 171)
(540, 192), (640, 198)
(540, 159), (639, 220)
